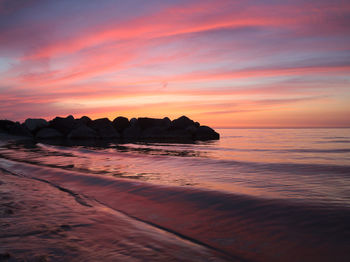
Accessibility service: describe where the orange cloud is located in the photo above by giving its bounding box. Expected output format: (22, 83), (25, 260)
(1, 0), (350, 127)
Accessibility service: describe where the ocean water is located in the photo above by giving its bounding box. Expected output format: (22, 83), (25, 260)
(1, 128), (350, 205)
(1, 128), (350, 261)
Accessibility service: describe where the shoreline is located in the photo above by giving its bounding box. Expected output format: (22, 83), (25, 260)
(0, 133), (232, 261)
(2, 157), (350, 262)
(0, 168), (230, 262)
(1, 134), (350, 262)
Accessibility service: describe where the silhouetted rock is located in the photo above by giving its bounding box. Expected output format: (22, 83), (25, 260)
(1, 115), (220, 141)
(194, 126), (220, 140)
(123, 126), (141, 139)
(88, 118), (110, 128)
(10, 123), (32, 137)
(76, 116), (92, 126)
(49, 115), (75, 135)
(163, 117), (171, 128)
(163, 129), (192, 140)
(185, 125), (197, 135)
(141, 126), (167, 139)
(0, 253), (11, 260)
(138, 117), (170, 130)
(171, 116), (195, 129)
(89, 118), (120, 139)
(36, 128), (63, 139)
(11, 123), (32, 137)
(24, 118), (48, 132)
(0, 120), (32, 137)
(68, 125), (97, 139)
(130, 118), (138, 127)
(112, 116), (130, 132)
(0, 120), (15, 131)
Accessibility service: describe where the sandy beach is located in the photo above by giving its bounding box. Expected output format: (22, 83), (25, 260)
(0, 133), (234, 262)
(0, 167), (229, 262)
(1, 131), (350, 262)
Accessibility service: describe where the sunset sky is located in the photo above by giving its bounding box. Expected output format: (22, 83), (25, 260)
(0, 0), (349, 127)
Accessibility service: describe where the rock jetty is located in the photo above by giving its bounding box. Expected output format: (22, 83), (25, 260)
(0, 115), (219, 141)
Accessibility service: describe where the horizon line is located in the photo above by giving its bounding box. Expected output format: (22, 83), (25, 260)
(214, 126), (350, 129)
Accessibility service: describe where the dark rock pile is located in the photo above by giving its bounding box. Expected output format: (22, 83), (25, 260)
(0, 115), (219, 141)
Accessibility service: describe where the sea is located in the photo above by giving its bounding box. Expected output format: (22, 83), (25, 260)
(1, 128), (350, 261)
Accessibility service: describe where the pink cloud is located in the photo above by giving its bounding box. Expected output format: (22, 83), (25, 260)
(1, 0), (350, 127)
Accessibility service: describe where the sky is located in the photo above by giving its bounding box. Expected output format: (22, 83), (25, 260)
(0, 0), (349, 127)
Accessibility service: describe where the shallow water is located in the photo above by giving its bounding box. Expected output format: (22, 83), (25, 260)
(1, 128), (350, 261)
(1, 128), (350, 205)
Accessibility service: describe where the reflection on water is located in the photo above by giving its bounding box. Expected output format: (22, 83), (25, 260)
(1, 128), (350, 262)
(0, 128), (350, 205)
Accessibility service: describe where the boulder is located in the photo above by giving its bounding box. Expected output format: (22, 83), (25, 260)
(2, 115), (220, 141)
(163, 129), (192, 140)
(0, 120), (32, 137)
(185, 125), (197, 135)
(10, 122), (32, 137)
(0, 120), (15, 131)
(171, 116), (195, 129)
(112, 116), (130, 132)
(11, 123), (32, 137)
(163, 117), (171, 128)
(68, 125), (97, 139)
(24, 118), (48, 132)
(141, 126), (167, 139)
(123, 126), (141, 139)
(130, 118), (138, 127)
(49, 115), (75, 135)
(194, 126), (220, 140)
(137, 117), (170, 130)
(76, 116), (92, 126)
(89, 118), (120, 139)
(36, 128), (63, 139)
(89, 118), (111, 128)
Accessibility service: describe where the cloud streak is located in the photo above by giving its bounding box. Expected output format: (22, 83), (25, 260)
(0, 0), (349, 127)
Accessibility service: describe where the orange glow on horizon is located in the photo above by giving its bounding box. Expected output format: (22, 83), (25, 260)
(1, 0), (350, 127)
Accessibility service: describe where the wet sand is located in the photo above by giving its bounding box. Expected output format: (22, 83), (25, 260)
(0, 133), (233, 261)
(2, 133), (350, 262)
(0, 168), (230, 262)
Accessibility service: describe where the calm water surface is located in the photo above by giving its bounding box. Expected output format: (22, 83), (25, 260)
(1, 128), (350, 261)
(1, 128), (349, 205)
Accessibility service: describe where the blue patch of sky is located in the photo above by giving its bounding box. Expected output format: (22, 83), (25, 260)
(0, 58), (12, 73)
(257, 49), (350, 70)
(6, 1), (192, 30)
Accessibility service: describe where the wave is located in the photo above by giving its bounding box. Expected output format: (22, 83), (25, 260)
(1, 141), (350, 185)
(1, 158), (350, 262)
(184, 146), (350, 153)
(36, 143), (350, 174)
(285, 148), (350, 153)
(318, 140), (350, 143)
(1, 140), (350, 208)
